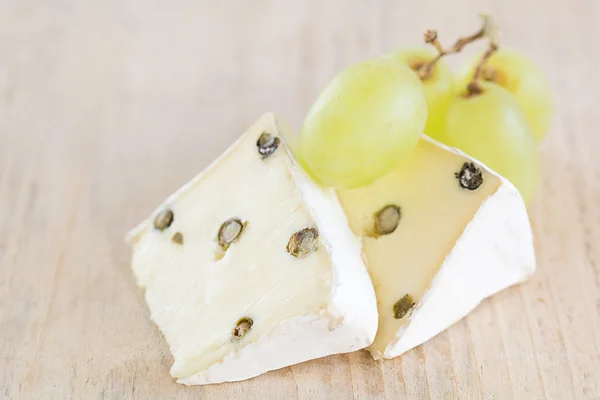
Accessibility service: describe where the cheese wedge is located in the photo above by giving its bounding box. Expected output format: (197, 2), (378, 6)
(336, 136), (536, 359)
(126, 113), (378, 385)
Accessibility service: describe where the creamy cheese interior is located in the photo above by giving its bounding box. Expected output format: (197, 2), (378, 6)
(337, 137), (501, 355)
(128, 116), (334, 379)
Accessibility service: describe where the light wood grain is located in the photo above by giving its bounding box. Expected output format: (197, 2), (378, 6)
(1, 1), (599, 399)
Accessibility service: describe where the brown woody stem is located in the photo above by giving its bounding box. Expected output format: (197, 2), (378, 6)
(466, 42), (499, 96)
(418, 27), (485, 80)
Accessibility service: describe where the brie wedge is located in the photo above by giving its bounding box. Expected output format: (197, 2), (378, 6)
(126, 113), (378, 385)
(336, 136), (536, 359)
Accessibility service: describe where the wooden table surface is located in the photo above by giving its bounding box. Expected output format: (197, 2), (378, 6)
(1, 1), (599, 399)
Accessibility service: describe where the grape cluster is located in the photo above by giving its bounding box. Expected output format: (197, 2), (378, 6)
(299, 16), (552, 204)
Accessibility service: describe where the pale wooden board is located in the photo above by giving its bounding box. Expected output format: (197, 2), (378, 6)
(1, 1), (599, 399)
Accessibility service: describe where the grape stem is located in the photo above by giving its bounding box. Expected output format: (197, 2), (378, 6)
(418, 28), (485, 80)
(466, 42), (499, 96)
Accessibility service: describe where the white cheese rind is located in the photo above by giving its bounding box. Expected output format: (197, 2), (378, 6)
(180, 313), (367, 385)
(372, 136), (536, 359)
(289, 143), (378, 353)
(127, 113), (378, 385)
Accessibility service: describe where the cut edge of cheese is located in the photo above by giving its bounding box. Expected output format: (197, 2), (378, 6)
(179, 129), (379, 385)
(372, 135), (536, 359)
(126, 113), (378, 385)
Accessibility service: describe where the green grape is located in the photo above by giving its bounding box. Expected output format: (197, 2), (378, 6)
(459, 48), (553, 141)
(384, 48), (454, 140)
(440, 82), (539, 203)
(300, 57), (427, 189)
